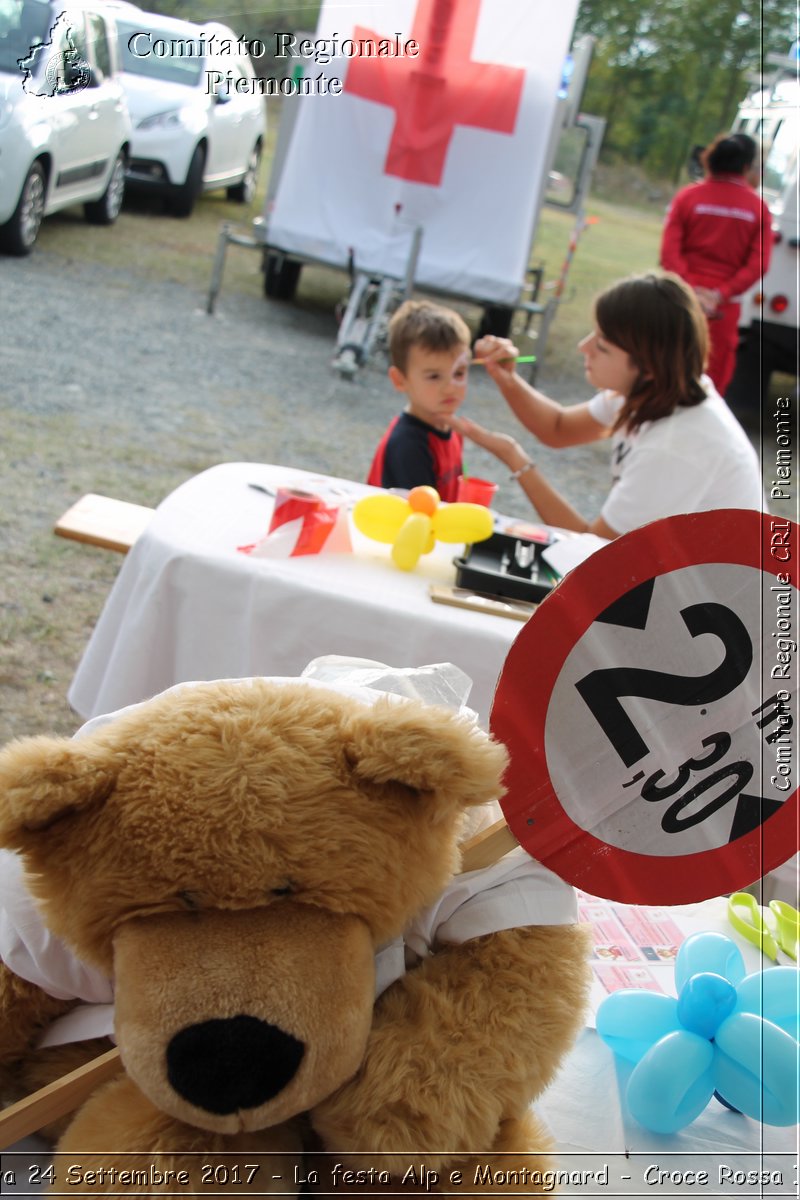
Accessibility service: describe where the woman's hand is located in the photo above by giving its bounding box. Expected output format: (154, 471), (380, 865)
(451, 415), (530, 473)
(472, 334), (520, 378)
(694, 285), (722, 316)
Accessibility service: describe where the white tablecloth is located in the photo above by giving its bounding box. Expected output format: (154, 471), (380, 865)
(540, 1030), (796, 1196)
(68, 464), (522, 725)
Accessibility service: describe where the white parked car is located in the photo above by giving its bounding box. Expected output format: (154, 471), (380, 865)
(0, 0), (131, 254)
(106, 3), (266, 217)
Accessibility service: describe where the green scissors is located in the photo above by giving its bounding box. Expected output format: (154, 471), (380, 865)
(727, 892), (799, 962)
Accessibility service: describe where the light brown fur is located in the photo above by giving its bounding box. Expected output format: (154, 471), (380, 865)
(59, 1074), (303, 1198)
(0, 964), (77, 1101)
(0, 679), (589, 1195)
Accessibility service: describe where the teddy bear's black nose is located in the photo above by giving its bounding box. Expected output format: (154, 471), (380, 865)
(166, 1014), (305, 1114)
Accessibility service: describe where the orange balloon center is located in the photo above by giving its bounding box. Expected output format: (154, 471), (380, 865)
(408, 486), (440, 516)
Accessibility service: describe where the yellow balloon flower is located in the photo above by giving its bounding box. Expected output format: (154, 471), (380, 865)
(353, 486), (493, 571)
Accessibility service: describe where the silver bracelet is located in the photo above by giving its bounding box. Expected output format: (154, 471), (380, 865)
(509, 461), (535, 481)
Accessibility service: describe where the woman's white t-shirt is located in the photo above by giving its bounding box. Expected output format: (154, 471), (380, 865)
(588, 378), (764, 535)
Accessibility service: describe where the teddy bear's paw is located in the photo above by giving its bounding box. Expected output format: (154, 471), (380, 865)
(308, 1113), (555, 1200)
(56, 1075), (304, 1197)
(304, 1150), (435, 1199)
(311, 923), (591, 1166)
(439, 1112), (556, 1200)
(51, 1144), (300, 1199)
(310, 1089), (472, 1174)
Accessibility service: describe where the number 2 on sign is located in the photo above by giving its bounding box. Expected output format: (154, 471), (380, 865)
(575, 599), (760, 837)
(575, 600), (752, 767)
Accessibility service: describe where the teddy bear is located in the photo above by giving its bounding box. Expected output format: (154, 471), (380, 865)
(0, 668), (589, 1195)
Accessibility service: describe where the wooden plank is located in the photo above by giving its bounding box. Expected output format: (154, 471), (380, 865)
(54, 494), (154, 554)
(429, 584), (536, 622)
(0, 1047), (122, 1148)
(459, 818), (519, 873)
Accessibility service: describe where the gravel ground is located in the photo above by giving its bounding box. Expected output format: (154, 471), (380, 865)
(0, 247), (792, 744)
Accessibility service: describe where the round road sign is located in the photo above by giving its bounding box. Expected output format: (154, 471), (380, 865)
(490, 509), (798, 903)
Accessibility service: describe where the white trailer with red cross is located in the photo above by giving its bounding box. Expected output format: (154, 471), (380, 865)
(208, 0), (604, 377)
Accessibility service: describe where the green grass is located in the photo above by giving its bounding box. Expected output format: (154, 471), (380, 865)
(34, 193), (270, 299)
(526, 199), (663, 377)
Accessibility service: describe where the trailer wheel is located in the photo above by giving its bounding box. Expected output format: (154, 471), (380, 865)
(477, 304), (514, 340)
(264, 252), (302, 300)
(725, 330), (768, 416)
(726, 320), (797, 414)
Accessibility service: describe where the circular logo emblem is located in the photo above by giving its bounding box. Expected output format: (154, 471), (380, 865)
(45, 52), (91, 94)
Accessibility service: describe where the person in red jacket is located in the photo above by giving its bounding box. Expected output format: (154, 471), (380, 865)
(660, 132), (772, 396)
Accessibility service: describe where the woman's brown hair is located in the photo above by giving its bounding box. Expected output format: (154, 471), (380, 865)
(594, 273), (708, 432)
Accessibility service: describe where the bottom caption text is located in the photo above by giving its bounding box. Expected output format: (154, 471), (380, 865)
(0, 1153), (796, 1195)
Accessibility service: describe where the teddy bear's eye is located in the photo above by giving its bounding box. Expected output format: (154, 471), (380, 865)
(178, 891), (200, 910)
(270, 884), (294, 897)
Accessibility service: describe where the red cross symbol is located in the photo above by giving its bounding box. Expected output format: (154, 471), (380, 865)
(344, 0), (525, 187)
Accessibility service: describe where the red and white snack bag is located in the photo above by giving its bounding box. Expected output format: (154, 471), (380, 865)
(239, 488), (352, 558)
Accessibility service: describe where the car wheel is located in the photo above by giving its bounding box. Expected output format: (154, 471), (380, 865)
(84, 151), (126, 225)
(264, 252), (302, 300)
(170, 144), (205, 218)
(0, 162), (46, 256)
(227, 143), (261, 204)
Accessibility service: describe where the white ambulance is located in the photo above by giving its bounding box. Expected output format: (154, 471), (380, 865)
(726, 48), (799, 406)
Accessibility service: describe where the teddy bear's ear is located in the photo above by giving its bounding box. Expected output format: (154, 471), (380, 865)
(341, 698), (507, 807)
(0, 736), (116, 846)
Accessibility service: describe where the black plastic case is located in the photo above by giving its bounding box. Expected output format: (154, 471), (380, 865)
(453, 532), (557, 603)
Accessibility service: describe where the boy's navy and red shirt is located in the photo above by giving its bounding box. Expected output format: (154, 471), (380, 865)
(367, 412), (463, 502)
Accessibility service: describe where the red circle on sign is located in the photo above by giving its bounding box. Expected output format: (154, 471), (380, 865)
(490, 509), (798, 904)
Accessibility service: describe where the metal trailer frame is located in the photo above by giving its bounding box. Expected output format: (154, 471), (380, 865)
(206, 38), (605, 382)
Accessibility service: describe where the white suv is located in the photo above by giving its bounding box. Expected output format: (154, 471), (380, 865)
(0, 0), (131, 254)
(107, 3), (266, 217)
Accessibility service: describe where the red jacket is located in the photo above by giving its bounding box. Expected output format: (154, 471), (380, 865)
(660, 176), (772, 302)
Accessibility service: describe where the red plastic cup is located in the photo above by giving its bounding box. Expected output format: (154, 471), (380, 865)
(456, 475), (498, 507)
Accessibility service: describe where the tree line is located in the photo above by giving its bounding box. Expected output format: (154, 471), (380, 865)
(146, 0), (795, 181)
(576, 0), (798, 180)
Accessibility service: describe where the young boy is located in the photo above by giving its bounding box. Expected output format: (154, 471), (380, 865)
(367, 300), (471, 502)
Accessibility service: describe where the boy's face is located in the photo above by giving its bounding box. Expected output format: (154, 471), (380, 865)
(389, 344), (470, 431)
